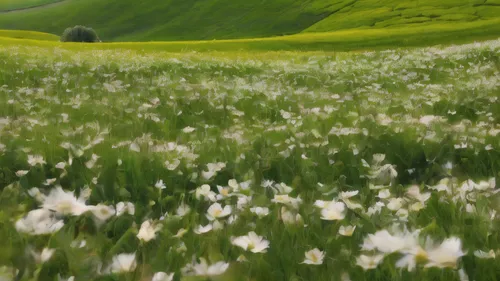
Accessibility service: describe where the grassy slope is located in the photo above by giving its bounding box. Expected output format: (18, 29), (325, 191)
(0, 0), (499, 43)
(304, 0), (500, 32)
(0, 0), (59, 11)
(0, 29), (58, 40)
(0, 0), (339, 41)
(0, 18), (499, 52)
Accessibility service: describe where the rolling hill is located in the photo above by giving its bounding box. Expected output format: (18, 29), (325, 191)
(0, 0), (499, 43)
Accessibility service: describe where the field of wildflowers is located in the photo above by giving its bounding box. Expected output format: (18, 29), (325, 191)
(0, 39), (499, 281)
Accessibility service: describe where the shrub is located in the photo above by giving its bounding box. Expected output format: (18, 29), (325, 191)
(60, 25), (100, 43)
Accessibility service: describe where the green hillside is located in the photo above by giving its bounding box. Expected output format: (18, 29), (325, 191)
(1, 18), (499, 52)
(0, 0), (499, 42)
(0, 29), (58, 40)
(304, 0), (500, 32)
(0, 0), (59, 11)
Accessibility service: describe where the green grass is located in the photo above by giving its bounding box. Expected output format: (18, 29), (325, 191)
(0, 0), (59, 11)
(0, 36), (500, 281)
(0, 29), (58, 40)
(0, 0), (499, 43)
(0, 19), (499, 53)
(303, 0), (500, 33)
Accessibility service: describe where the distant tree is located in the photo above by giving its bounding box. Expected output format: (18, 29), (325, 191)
(60, 25), (100, 43)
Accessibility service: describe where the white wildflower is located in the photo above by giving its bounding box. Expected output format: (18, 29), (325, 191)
(231, 232), (269, 253)
(109, 253), (137, 273)
(338, 225), (356, 237)
(206, 203), (232, 221)
(302, 248), (324, 265)
(152, 272), (174, 281)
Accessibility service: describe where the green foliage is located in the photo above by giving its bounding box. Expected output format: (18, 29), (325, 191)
(60, 25), (100, 43)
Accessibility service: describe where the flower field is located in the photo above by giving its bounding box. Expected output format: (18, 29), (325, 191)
(0, 40), (499, 281)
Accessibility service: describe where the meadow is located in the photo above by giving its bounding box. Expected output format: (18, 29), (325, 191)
(0, 0), (499, 42)
(0, 36), (499, 281)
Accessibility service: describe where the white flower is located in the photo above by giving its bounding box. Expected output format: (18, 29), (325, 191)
(137, 220), (162, 242)
(28, 187), (45, 202)
(387, 198), (404, 211)
(459, 268), (469, 281)
(406, 185), (431, 203)
(85, 154), (100, 169)
(302, 248), (324, 265)
(42, 186), (89, 216)
(201, 170), (216, 180)
(338, 225), (356, 237)
(28, 155), (46, 166)
(174, 228), (188, 238)
(372, 154), (386, 164)
(155, 180), (166, 190)
(152, 272), (174, 281)
(340, 190), (363, 210)
(228, 179), (239, 190)
(271, 194), (302, 209)
(361, 229), (418, 253)
(109, 253), (137, 273)
(356, 254), (385, 270)
(195, 184), (217, 201)
(43, 178), (57, 186)
(206, 203), (232, 221)
(90, 204), (116, 221)
(236, 195), (252, 210)
(70, 240), (87, 249)
(273, 182), (293, 194)
(58, 275), (74, 281)
(395, 244), (428, 272)
(116, 202), (135, 216)
(425, 237), (465, 268)
(231, 231), (269, 253)
(41, 248), (55, 263)
(201, 162), (226, 180)
(165, 159), (180, 170)
(419, 115), (438, 126)
(261, 179), (274, 189)
(369, 164), (398, 185)
(16, 170), (29, 177)
(281, 207), (304, 226)
(237, 255), (248, 262)
(182, 126), (196, 133)
(31, 247), (55, 264)
(272, 194), (291, 204)
(320, 201), (346, 221)
(194, 224), (213, 234)
(377, 189), (391, 199)
(474, 249), (496, 259)
(129, 143), (140, 152)
(182, 258), (229, 276)
(15, 209), (64, 235)
(176, 202), (191, 217)
(55, 162), (66, 169)
(250, 207), (270, 218)
(340, 190), (359, 199)
(218, 185), (234, 199)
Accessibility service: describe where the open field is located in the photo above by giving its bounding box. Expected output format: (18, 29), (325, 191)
(0, 30), (58, 40)
(0, 37), (499, 281)
(1, 18), (500, 53)
(0, 0), (499, 42)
